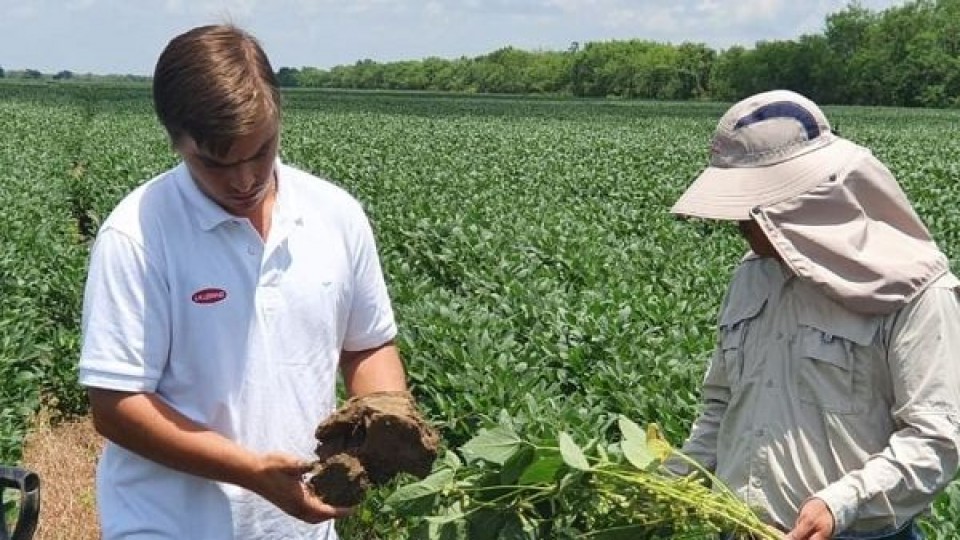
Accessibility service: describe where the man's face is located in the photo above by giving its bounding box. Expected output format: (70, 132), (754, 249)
(737, 220), (781, 259)
(176, 116), (280, 218)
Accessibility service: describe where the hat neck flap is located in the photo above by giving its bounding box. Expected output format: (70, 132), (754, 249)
(754, 150), (949, 315)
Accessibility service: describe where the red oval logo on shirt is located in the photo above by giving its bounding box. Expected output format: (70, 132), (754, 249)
(191, 288), (227, 304)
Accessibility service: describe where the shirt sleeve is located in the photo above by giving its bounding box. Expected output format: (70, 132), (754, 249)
(680, 260), (762, 475)
(78, 227), (171, 392)
(342, 214), (397, 352)
(679, 345), (728, 473)
(815, 285), (960, 532)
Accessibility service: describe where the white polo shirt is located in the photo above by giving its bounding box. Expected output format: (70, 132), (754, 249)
(79, 160), (397, 539)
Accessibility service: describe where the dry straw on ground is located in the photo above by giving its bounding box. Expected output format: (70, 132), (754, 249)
(20, 411), (102, 540)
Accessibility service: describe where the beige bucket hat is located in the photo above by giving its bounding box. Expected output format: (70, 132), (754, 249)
(673, 89), (951, 314)
(672, 89), (861, 220)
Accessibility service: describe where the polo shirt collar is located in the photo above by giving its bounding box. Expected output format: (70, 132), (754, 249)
(175, 159), (303, 232)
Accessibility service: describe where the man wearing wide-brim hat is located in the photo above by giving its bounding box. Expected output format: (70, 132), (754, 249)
(673, 90), (960, 540)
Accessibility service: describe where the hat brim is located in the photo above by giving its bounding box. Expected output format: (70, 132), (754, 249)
(671, 137), (862, 221)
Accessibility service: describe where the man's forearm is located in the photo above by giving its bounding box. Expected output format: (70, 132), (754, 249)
(88, 388), (261, 491)
(340, 341), (407, 396)
(815, 414), (960, 533)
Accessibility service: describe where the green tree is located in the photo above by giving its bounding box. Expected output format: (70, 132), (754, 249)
(675, 43), (716, 99)
(276, 67), (300, 87)
(296, 67), (328, 87)
(846, 1), (931, 105)
(271, 0), (960, 106)
(709, 46), (750, 101)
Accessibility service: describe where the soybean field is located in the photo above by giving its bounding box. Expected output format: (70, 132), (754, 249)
(1, 83), (959, 537)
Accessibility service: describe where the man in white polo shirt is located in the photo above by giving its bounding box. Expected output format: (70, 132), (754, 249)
(79, 25), (408, 539)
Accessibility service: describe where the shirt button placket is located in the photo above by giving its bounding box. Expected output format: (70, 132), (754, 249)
(749, 428), (766, 490)
(261, 287), (279, 324)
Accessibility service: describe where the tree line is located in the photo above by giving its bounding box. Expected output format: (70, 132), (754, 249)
(5, 1), (959, 107)
(0, 68), (149, 83)
(275, 0), (960, 107)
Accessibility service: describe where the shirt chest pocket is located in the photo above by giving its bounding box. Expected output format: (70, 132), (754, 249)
(719, 298), (766, 393)
(795, 319), (879, 415)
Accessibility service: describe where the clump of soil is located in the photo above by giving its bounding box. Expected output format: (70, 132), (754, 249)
(306, 454), (370, 507)
(308, 391), (439, 506)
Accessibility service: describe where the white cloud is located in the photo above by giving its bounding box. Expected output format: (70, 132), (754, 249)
(342, 0), (409, 15)
(2, 0), (42, 19)
(66, 0), (96, 11)
(163, 0), (184, 14)
(160, 0), (261, 19)
(425, 1), (444, 16)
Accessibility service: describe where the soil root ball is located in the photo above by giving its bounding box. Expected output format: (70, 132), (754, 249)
(307, 454), (370, 507)
(313, 390), (440, 487)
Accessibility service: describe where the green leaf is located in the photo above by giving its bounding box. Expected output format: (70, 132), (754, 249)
(500, 444), (535, 484)
(425, 505), (466, 525)
(517, 449), (564, 485)
(427, 519), (467, 540)
(498, 513), (537, 539)
(422, 500), (468, 539)
(410, 521), (432, 540)
(442, 449), (462, 470)
(461, 426), (524, 465)
(467, 509), (508, 540)
(558, 431), (590, 471)
(618, 415), (655, 470)
(384, 490), (436, 517)
(618, 415), (646, 445)
(497, 408), (516, 430)
(589, 524), (665, 539)
(384, 468), (454, 515)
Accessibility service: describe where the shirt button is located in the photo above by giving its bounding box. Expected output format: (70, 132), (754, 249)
(247, 245), (256, 255)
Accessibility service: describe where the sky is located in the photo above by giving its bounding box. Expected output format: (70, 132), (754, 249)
(1, 0), (909, 76)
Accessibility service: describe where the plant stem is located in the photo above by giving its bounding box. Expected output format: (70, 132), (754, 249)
(593, 469), (779, 540)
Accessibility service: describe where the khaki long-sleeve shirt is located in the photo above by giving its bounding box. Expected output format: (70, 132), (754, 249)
(682, 256), (960, 534)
